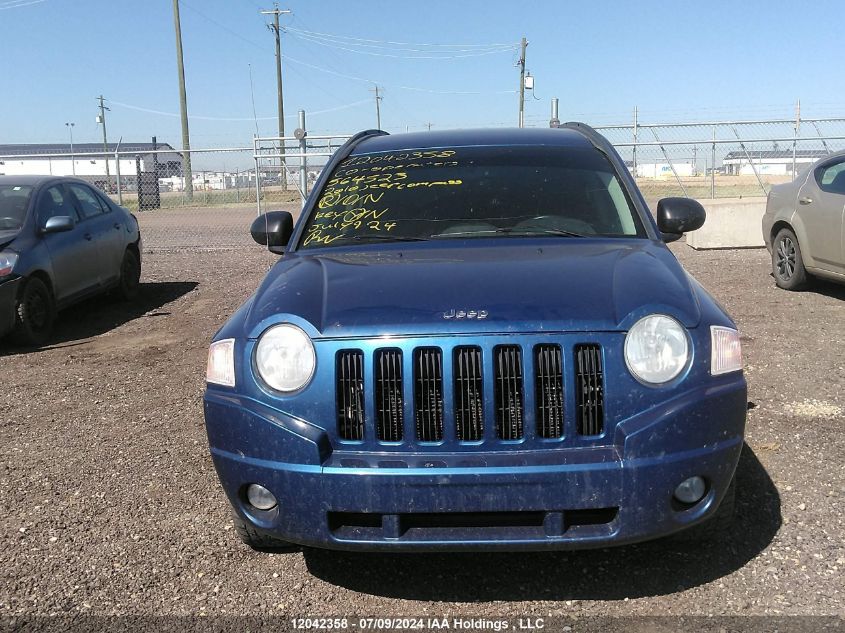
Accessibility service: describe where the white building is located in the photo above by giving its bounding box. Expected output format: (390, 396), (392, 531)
(722, 149), (828, 176)
(625, 160), (696, 179)
(0, 142), (183, 180)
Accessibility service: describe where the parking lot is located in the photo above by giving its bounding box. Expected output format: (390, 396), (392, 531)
(1, 206), (844, 620)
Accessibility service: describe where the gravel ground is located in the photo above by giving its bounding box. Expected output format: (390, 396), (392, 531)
(1, 218), (844, 624)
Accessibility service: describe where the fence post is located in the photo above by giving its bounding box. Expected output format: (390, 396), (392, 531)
(115, 150), (123, 205)
(792, 100), (800, 177)
(254, 135), (262, 217)
(711, 127), (716, 199)
(298, 109), (308, 205)
(632, 106), (638, 179)
(649, 128), (687, 197)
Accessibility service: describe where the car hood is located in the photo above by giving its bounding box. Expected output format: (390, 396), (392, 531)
(244, 240), (702, 339)
(0, 229), (19, 250)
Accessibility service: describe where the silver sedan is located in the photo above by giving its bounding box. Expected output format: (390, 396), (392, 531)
(762, 150), (845, 289)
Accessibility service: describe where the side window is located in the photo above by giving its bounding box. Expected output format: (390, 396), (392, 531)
(38, 186), (80, 224)
(68, 184), (106, 219)
(816, 159), (845, 195)
(94, 190), (114, 212)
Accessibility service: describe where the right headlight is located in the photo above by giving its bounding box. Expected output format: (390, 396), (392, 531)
(254, 323), (316, 393)
(0, 251), (18, 278)
(624, 314), (689, 385)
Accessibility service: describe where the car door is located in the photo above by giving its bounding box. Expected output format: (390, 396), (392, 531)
(36, 184), (101, 303)
(797, 157), (845, 273)
(66, 183), (124, 287)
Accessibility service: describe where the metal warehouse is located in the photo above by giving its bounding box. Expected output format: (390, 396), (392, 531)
(722, 149), (829, 176)
(0, 142), (183, 179)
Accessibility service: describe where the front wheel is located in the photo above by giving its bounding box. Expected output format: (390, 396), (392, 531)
(11, 277), (55, 346)
(117, 248), (141, 300)
(772, 228), (809, 290)
(231, 513), (298, 552)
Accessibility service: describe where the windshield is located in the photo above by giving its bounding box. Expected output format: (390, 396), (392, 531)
(300, 145), (646, 248)
(0, 184), (33, 231)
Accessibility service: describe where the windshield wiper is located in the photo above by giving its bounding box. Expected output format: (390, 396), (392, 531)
(431, 227), (587, 239)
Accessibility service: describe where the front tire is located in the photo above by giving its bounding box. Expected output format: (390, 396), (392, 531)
(117, 248), (141, 300)
(11, 277), (55, 346)
(772, 228), (809, 290)
(232, 513), (297, 552)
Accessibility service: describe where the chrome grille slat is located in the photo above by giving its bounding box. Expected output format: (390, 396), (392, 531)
(414, 348), (444, 441)
(336, 350), (365, 440)
(534, 344), (564, 438)
(454, 347), (484, 441)
(494, 345), (524, 440)
(375, 349), (404, 442)
(575, 344), (604, 436)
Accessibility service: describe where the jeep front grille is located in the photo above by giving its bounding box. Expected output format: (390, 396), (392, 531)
(334, 341), (606, 445)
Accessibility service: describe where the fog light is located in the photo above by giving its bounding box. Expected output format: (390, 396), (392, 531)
(246, 483), (278, 510)
(674, 476), (706, 505)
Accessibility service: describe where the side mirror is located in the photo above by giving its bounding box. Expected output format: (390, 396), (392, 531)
(656, 197), (706, 242)
(250, 211), (294, 253)
(42, 216), (75, 234)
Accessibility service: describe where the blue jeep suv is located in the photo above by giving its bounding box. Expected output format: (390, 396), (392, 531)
(203, 124), (746, 551)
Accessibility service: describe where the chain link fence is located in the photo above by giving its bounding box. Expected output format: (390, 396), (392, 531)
(2, 115), (845, 250)
(593, 117), (845, 202)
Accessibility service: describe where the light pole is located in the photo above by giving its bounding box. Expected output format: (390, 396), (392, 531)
(65, 122), (76, 175)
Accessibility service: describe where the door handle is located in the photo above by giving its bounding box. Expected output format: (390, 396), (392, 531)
(84, 233), (93, 241)
(799, 196), (813, 205)
(114, 222), (122, 230)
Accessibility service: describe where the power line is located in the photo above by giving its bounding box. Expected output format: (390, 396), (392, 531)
(282, 26), (517, 49)
(280, 52), (516, 94)
(108, 98), (371, 121)
(286, 30), (518, 59)
(0, 0), (46, 9)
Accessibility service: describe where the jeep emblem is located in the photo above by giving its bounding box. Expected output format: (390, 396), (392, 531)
(443, 308), (489, 320)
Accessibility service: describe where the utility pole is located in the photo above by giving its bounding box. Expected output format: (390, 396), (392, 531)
(172, 0), (193, 200)
(97, 95), (111, 185)
(261, 4), (290, 142)
(370, 85), (383, 129)
(517, 37), (528, 128)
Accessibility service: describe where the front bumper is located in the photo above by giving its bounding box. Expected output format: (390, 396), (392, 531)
(204, 377), (746, 551)
(0, 276), (21, 340)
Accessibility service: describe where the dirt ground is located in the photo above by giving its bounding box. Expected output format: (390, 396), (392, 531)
(1, 209), (844, 625)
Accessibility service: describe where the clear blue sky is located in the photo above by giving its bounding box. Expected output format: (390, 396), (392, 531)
(2, 0), (845, 149)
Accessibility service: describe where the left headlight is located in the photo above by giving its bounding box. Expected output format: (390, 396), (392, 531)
(0, 252), (18, 278)
(624, 314), (689, 385)
(254, 323), (316, 393)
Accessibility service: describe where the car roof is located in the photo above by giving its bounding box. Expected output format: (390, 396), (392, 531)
(352, 127), (595, 154)
(0, 175), (93, 188)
